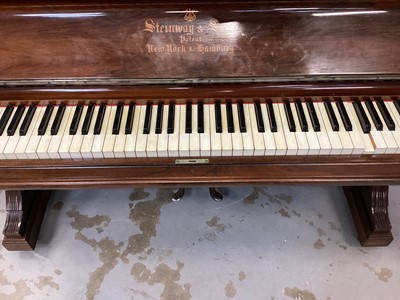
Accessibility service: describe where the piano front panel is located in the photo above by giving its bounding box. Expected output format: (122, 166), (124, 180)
(1, 0), (400, 81)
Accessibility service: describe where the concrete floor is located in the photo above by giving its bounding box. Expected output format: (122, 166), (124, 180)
(0, 185), (399, 300)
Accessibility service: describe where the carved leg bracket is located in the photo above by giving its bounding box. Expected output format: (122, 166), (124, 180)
(343, 186), (393, 247)
(2, 190), (51, 251)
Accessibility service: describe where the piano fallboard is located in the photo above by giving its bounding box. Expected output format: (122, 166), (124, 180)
(1, 0), (400, 82)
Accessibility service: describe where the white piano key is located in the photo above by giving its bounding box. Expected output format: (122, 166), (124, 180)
(311, 102), (331, 155)
(0, 106), (5, 158)
(36, 106), (58, 159)
(126, 105), (145, 158)
(360, 102), (387, 154)
(178, 104), (190, 157)
(3, 107), (29, 159)
(200, 104), (211, 157)
(25, 106), (50, 159)
(277, 103), (297, 155)
(248, 103), (265, 156)
(386, 100), (400, 153)
(331, 102), (354, 155)
(300, 102), (321, 155)
(190, 104), (201, 157)
(259, 102), (276, 156)
(101, 105), (118, 158)
(58, 107), (79, 159)
(69, 105), (89, 160)
(241, 104), (254, 156)
(146, 104), (159, 157)
(47, 106), (73, 159)
(80, 105), (99, 159)
(168, 105), (180, 158)
(113, 105), (129, 158)
(157, 105), (169, 157)
(342, 102), (370, 154)
(269, 102), (287, 156)
(210, 104), (222, 156)
(316, 102), (342, 155)
(221, 103), (233, 156)
(15, 107), (44, 159)
(136, 104), (152, 158)
(372, 101), (399, 153)
(231, 103), (244, 156)
(92, 105), (112, 158)
(290, 102), (309, 155)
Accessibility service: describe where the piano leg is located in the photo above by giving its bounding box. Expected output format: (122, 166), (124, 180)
(343, 186), (393, 247)
(2, 190), (51, 251)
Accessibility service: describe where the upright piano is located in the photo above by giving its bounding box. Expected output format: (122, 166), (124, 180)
(1, 0), (399, 250)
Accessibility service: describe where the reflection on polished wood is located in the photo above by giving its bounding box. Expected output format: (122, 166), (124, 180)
(1, 0), (400, 250)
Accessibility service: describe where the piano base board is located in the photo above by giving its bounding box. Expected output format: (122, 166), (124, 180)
(344, 186), (393, 247)
(1, 185), (395, 251)
(2, 190), (51, 251)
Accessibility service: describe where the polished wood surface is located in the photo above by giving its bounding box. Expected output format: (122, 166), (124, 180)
(2, 190), (51, 251)
(344, 186), (393, 246)
(0, 0), (399, 81)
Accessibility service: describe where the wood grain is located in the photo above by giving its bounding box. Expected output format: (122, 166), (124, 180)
(0, 0), (399, 80)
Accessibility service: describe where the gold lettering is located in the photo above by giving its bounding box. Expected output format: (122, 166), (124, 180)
(180, 35), (202, 44)
(144, 19), (156, 33)
(208, 19), (220, 33)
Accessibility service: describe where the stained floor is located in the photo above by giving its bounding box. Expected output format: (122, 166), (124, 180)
(0, 185), (399, 300)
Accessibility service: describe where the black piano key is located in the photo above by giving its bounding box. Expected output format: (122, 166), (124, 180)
(0, 105), (14, 135)
(94, 103), (106, 135)
(254, 101), (265, 133)
(50, 103), (66, 135)
(185, 102), (192, 134)
(7, 104), (25, 136)
(353, 100), (371, 133)
(19, 104), (36, 136)
(283, 100), (296, 132)
(376, 99), (395, 130)
(143, 103), (152, 134)
(226, 102), (235, 133)
(155, 103), (163, 134)
(198, 102), (204, 133)
(237, 102), (246, 133)
(112, 103), (123, 135)
(215, 102), (222, 133)
(336, 99), (352, 131)
(69, 103), (83, 135)
(394, 98), (400, 115)
(125, 103), (135, 134)
(365, 98), (383, 131)
(323, 99), (339, 131)
(305, 100), (320, 132)
(167, 103), (175, 134)
(81, 103), (94, 135)
(266, 100), (277, 132)
(38, 104), (54, 135)
(295, 100), (308, 132)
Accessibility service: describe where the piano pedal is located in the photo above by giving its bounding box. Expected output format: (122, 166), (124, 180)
(172, 188), (185, 202)
(209, 188), (223, 202)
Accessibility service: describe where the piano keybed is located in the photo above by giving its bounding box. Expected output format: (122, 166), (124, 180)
(1, 96), (400, 160)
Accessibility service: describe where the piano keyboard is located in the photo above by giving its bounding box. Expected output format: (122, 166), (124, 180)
(1, 97), (400, 159)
